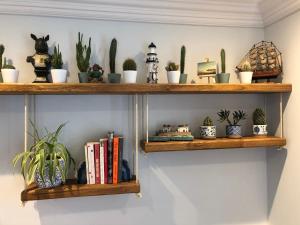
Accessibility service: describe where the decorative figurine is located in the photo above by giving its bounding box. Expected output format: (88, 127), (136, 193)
(148, 124), (194, 142)
(88, 64), (104, 83)
(146, 42), (159, 83)
(26, 34), (51, 83)
(198, 58), (217, 83)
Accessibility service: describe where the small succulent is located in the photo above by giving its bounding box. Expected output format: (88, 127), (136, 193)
(241, 61), (252, 72)
(253, 108), (266, 125)
(109, 38), (117, 73)
(217, 109), (247, 126)
(123, 58), (137, 71)
(51, 44), (63, 69)
(2, 57), (15, 69)
(165, 62), (179, 72)
(76, 32), (91, 72)
(202, 116), (214, 126)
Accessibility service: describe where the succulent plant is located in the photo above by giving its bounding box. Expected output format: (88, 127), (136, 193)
(203, 116), (214, 126)
(180, 45), (186, 74)
(218, 109), (247, 126)
(76, 32), (91, 72)
(165, 62), (179, 72)
(123, 58), (137, 71)
(109, 38), (117, 73)
(221, 49), (226, 73)
(2, 57), (15, 69)
(51, 44), (63, 69)
(0, 44), (4, 71)
(253, 108), (266, 125)
(241, 61), (252, 72)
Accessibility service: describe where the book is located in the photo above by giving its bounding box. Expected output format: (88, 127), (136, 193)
(86, 142), (96, 184)
(99, 139), (105, 184)
(107, 132), (114, 184)
(118, 137), (124, 183)
(84, 145), (90, 184)
(103, 138), (108, 184)
(94, 143), (101, 184)
(112, 136), (119, 184)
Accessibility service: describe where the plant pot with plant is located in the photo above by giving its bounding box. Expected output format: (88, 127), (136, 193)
(253, 108), (268, 136)
(239, 61), (253, 84)
(216, 49), (230, 83)
(217, 109), (247, 138)
(51, 44), (67, 83)
(0, 44), (5, 82)
(123, 58), (137, 83)
(108, 38), (121, 83)
(200, 116), (216, 139)
(1, 57), (19, 83)
(13, 123), (75, 188)
(166, 62), (180, 84)
(76, 32), (91, 83)
(180, 45), (187, 84)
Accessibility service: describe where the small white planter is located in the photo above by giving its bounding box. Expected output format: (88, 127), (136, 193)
(167, 71), (180, 84)
(239, 71), (253, 84)
(253, 125), (268, 136)
(51, 69), (67, 83)
(123, 70), (137, 83)
(1, 69), (19, 83)
(200, 126), (216, 139)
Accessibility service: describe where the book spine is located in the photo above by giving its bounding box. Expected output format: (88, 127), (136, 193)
(94, 143), (100, 184)
(107, 132), (114, 184)
(99, 139), (105, 184)
(86, 143), (96, 184)
(84, 145), (90, 184)
(118, 137), (124, 183)
(104, 138), (108, 184)
(112, 137), (119, 184)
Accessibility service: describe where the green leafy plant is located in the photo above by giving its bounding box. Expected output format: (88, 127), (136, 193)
(203, 116), (214, 126)
(0, 44), (4, 71)
(221, 49), (226, 73)
(12, 122), (75, 185)
(123, 58), (137, 71)
(76, 32), (91, 72)
(217, 109), (247, 126)
(165, 62), (179, 71)
(241, 61), (252, 72)
(253, 108), (266, 125)
(2, 57), (15, 69)
(109, 38), (117, 73)
(51, 44), (63, 69)
(180, 45), (186, 74)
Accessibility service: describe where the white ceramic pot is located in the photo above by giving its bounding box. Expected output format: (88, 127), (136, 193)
(51, 69), (67, 83)
(167, 71), (180, 84)
(123, 70), (137, 83)
(239, 71), (253, 84)
(253, 125), (268, 136)
(1, 69), (19, 83)
(200, 126), (216, 139)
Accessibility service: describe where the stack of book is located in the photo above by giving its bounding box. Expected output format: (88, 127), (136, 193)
(85, 132), (123, 185)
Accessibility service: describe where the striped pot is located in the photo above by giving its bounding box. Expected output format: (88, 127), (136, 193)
(226, 125), (242, 138)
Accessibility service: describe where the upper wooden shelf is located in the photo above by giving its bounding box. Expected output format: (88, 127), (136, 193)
(0, 83), (292, 95)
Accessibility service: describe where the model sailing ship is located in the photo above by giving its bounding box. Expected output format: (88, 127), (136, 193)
(236, 41), (282, 82)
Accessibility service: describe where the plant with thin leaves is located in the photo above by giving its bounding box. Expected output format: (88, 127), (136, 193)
(76, 32), (91, 72)
(12, 122), (75, 186)
(217, 109), (247, 126)
(51, 44), (63, 69)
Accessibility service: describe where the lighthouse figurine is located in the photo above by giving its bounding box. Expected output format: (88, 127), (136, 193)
(146, 42), (159, 83)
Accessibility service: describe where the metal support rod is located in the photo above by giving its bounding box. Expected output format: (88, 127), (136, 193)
(134, 94), (139, 183)
(24, 95), (29, 152)
(145, 95), (149, 143)
(280, 93), (283, 138)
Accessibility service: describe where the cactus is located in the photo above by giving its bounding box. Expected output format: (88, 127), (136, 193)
(253, 108), (266, 125)
(203, 116), (214, 126)
(221, 49), (226, 73)
(0, 44), (4, 71)
(123, 58), (137, 71)
(51, 44), (63, 69)
(76, 32), (91, 72)
(241, 61), (252, 72)
(165, 62), (179, 71)
(109, 38), (117, 73)
(180, 45), (186, 74)
(2, 57), (15, 69)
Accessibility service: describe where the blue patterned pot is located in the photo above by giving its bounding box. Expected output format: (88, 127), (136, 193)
(226, 125), (242, 138)
(35, 159), (65, 188)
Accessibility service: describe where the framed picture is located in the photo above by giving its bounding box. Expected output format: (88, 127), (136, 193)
(197, 61), (217, 78)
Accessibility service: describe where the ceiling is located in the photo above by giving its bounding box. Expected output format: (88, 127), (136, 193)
(0, 0), (299, 27)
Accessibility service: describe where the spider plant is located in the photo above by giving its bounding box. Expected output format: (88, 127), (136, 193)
(12, 122), (75, 186)
(217, 109), (247, 126)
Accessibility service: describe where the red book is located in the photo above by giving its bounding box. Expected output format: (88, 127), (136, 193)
(103, 139), (108, 184)
(112, 137), (119, 184)
(94, 143), (101, 184)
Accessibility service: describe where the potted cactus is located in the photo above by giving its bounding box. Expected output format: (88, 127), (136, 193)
(165, 62), (180, 84)
(123, 58), (137, 83)
(108, 38), (121, 83)
(1, 57), (19, 83)
(253, 108), (268, 136)
(51, 44), (67, 83)
(217, 109), (247, 138)
(200, 116), (216, 139)
(216, 49), (230, 83)
(76, 32), (91, 83)
(0, 44), (4, 82)
(179, 45), (187, 84)
(239, 61), (253, 84)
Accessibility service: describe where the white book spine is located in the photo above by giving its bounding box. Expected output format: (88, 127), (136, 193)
(84, 145), (90, 184)
(87, 143), (96, 184)
(100, 139), (105, 184)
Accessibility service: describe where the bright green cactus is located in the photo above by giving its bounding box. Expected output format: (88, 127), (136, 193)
(51, 44), (63, 69)
(180, 45), (186, 74)
(76, 32), (91, 72)
(165, 62), (179, 71)
(123, 58), (137, 71)
(253, 108), (266, 125)
(221, 49), (226, 73)
(109, 38), (117, 73)
(203, 116), (214, 126)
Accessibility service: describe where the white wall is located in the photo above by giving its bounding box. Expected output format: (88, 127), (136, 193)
(0, 15), (269, 225)
(265, 11), (300, 225)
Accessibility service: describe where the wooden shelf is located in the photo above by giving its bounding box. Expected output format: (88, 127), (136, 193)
(0, 83), (292, 95)
(21, 180), (140, 201)
(141, 136), (286, 153)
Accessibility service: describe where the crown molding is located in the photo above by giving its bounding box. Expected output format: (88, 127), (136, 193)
(0, 0), (264, 28)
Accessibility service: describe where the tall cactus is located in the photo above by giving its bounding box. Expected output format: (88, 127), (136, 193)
(109, 38), (117, 73)
(221, 48), (226, 73)
(253, 108), (266, 125)
(0, 44), (4, 71)
(76, 32), (91, 72)
(180, 45), (186, 74)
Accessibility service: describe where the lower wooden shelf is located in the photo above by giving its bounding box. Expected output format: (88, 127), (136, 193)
(141, 136), (286, 153)
(21, 180), (140, 201)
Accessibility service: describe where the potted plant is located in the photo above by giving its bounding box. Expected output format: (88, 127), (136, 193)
(216, 49), (230, 83)
(108, 38), (121, 83)
(200, 116), (216, 139)
(179, 45), (187, 84)
(76, 32), (91, 83)
(253, 108), (268, 136)
(51, 44), (67, 83)
(1, 57), (19, 83)
(0, 44), (5, 82)
(217, 109), (247, 138)
(123, 58), (137, 83)
(165, 62), (180, 84)
(12, 123), (75, 188)
(239, 61), (253, 84)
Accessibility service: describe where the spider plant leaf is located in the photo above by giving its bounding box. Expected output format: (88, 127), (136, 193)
(12, 152), (27, 167)
(28, 163), (38, 184)
(38, 149), (46, 184)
